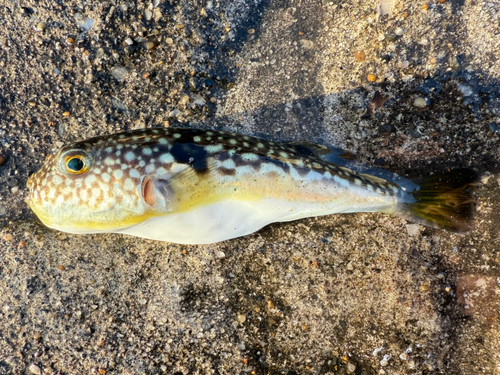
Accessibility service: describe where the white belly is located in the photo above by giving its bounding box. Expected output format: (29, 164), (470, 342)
(115, 197), (392, 244)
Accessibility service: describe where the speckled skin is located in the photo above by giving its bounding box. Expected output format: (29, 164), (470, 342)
(26, 127), (403, 243)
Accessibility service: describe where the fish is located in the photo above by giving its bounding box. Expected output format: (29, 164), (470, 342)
(26, 127), (477, 244)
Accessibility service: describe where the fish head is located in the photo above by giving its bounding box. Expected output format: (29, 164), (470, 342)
(26, 138), (151, 234)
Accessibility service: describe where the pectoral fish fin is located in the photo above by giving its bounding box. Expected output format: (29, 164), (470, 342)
(141, 176), (175, 212)
(141, 158), (223, 213)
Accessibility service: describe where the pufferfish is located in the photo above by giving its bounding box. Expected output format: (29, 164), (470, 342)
(26, 127), (476, 244)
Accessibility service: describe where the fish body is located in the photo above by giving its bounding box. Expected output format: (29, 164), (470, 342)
(26, 127), (476, 244)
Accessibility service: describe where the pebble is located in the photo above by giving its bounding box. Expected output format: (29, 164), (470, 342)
(346, 262), (354, 271)
(166, 37), (174, 45)
(367, 74), (376, 82)
(11, 187), (18, 194)
(419, 38), (429, 46)
(380, 354), (390, 367)
(95, 48), (105, 60)
(144, 9), (152, 21)
(175, 24), (185, 29)
(0, 205), (6, 216)
(488, 122), (498, 134)
(28, 364), (41, 375)
(385, 33), (397, 42)
(125, 37), (134, 45)
(237, 314), (246, 323)
(399, 352), (408, 360)
(36, 22), (46, 32)
(413, 96), (427, 108)
(0, 155), (5, 166)
(3, 233), (14, 241)
(456, 83), (473, 97)
(34, 331), (42, 340)
(395, 27), (404, 36)
(179, 95), (190, 105)
(354, 50), (366, 62)
(481, 173), (492, 184)
(406, 224), (420, 236)
(247, 28), (255, 34)
(111, 67), (128, 81)
(346, 362), (356, 373)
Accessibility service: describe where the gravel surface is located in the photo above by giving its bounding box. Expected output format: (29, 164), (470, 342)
(1, 0), (500, 374)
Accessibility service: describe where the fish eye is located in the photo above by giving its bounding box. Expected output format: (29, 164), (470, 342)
(67, 157), (84, 172)
(60, 150), (92, 175)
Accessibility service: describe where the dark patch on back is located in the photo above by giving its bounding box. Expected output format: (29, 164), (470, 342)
(169, 142), (209, 171)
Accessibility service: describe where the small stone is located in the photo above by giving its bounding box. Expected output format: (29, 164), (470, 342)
(111, 67), (129, 81)
(98, 369), (106, 375)
(3, 233), (14, 241)
(395, 27), (404, 36)
(346, 262), (354, 271)
(367, 74), (376, 82)
(380, 354), (390, 367)
(346, 362), (356, 373)
(354, 50), (366, 62)
(237, 314), (246, 323)
(125, 37), (134, 45)
(413, 96), (427, 108)
(144, 41), (156, 50)
(66, 37), (74, 44)
(420, 284), (430, 292)
(62, 111), (70, 117)
(385, 33), (397, 42)
(28, 364), (41, 375)
(488, 122), (498, 134)
(36, 22), (46, 32)
(399, 352), (408, 361)
(144, 9), (152, 21)
(456, 83), (473, 97)
(95, 48), (105, 60)
(179, 95), (190, 105)
(406, 224), (420, 236)
(34, 331), (42, 340)
(169, 109), (181, 117)
(166, 37), (174, 45)
(217, 251), (225, 259)
(11, 187), (18, 194)
(175, 24), (185, 29)
(0, 155), (6, 166)
(247, 28), (255, 34)
(481, 173), (492, 184)
(58, 265), (66, 271)
(419, 38), (429, 45)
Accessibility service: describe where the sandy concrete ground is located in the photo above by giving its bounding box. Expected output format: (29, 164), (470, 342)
(1, 0), (500, 374)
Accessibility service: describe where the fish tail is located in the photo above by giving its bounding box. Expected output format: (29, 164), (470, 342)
(396, 169), (478, 233)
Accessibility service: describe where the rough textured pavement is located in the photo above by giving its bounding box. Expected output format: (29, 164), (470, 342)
(1, 0), (500, 374)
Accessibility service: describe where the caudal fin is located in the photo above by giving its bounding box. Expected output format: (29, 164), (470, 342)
(396, 169), (478, 233)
